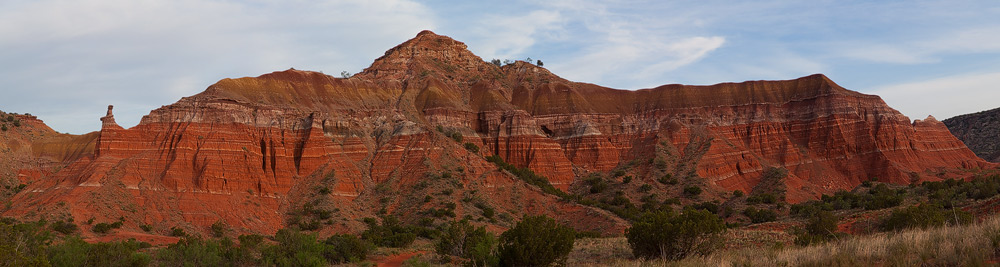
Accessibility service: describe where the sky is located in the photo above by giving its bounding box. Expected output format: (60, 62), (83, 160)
(1, 0), (999, 134)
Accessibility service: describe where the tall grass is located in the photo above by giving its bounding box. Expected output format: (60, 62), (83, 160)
(573, 215), (1000, 266)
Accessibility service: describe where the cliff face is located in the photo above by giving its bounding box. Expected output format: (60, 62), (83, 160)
(3, 31), (993, 236)
(944, 107), (1000, 163)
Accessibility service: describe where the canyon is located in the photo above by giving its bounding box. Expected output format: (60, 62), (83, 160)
(0, 30), (993, 237)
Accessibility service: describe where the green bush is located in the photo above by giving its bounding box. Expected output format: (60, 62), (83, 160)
(50, 220), (77, 235)
(742, 207), (778, 223)
(436, 219), (497, 266)
(626, 208), (726, 260)
(658, 174), (678, 185)
(746, 193), (778, 204)
(464, 142), (480, 153)
(732, 190), (744, 198)
(156, 236), (255, 266)
(361, 216), (417, 248)
(585, 176), (608, 194)
(794, 211), (840, 246)
(0, 220), (51, 266)
(49, 236), (151, 267)
(683, 186), (702, 197)
(92, 222), (117, 234)
(211, 221), (226, 237)
(170, 227), (187, 237)
(261, 228), (327, 266)
(622, 176), (633, 184)
(323, 234), (371, 264)
(639, 184), (653, 192)
(882, 204), (974, 231)
(497, 215), (575, 267)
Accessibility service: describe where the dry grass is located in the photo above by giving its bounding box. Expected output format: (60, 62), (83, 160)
(570, 215), (1000, 266)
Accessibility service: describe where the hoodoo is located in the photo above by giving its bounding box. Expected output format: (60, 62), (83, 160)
(2, 31), (993, 236)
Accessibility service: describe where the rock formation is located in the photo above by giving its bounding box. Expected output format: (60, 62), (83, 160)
(944, 107), (1000, 162)
(2, 31), (993, 236)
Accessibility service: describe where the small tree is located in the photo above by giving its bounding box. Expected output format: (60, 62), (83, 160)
(210, 221), (226, 238)
(340, 71), (351, 78)
(436, 219), (497, 266)
(497, 215), (575, 266)
(536, 60), (543, 67)
(794, 210), (840, 245)
(626, 208), (726, 260)
(323, 234), (371, 264)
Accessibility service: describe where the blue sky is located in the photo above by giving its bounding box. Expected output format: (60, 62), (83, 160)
(1, 0), (999, 134)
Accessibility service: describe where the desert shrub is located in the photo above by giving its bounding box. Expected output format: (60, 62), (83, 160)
(170, 227), (187, 237)
(882, 204), (974, 231)
(211, 221), (226, 237)
(474, 202), (496, 219)
(361, 216), (418, 248)
(639, 184), (653, 192)
(140, 224), (152, 232)
(156, 236), (255, 266)
(0, 220), (51, 266)
(463, 142), (480, 153)
(436, 219), (497, 266)
(323, 234), (371, 264)
(92, 222), (118, 234)
(746, 193), (778, 204)
(683, 186), (702, 197)
(742, 207), (778, 223)
(792, 183), (907, 217)
(732, 190), (744, 198)
(50, 220), (77, 235)
(794, 211), (840, 246)
(49, 236), (151, 267)
(497, 215), (575, 267)
(626, 208), (726, 260)
(658, 174), (678, 185)
(316, 186), (331, 195)
(622, 175), (633, 184)
(261, 228), (327, 266)
(688, 201), (720, 214)
(1, 125), (6, 131)
(585, 176), (608, 194)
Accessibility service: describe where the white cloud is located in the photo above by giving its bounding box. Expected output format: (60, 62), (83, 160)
(0, 0), (435, 134)
(871, 72), (1000, 120)
(466, 10), (564, 60)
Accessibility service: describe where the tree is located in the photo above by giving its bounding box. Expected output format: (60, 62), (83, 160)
(340, 71), (352, 78)
(497, 215), (575, 267)
(536, 60), (543, 67)
(491, 59), (502, 67)
(794, 210), (840, 245)
(626, 208), (726, 260)
(436, 219), (497, 266)
(323, 234), (371, 264)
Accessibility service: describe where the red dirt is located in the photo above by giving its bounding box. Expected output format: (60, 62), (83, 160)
(376, 251), (427, 267)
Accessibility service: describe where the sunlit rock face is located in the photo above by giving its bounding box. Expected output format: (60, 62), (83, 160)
(3, 31), (991, 236)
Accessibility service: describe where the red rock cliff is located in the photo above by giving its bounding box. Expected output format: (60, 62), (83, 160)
(4, 31), (993, 236)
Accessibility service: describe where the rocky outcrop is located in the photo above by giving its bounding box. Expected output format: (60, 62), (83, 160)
(944, 107), (1000, 162)
(3, 31), (993, 236)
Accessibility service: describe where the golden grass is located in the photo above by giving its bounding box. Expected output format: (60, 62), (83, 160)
(570, 215), (1000, 266)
